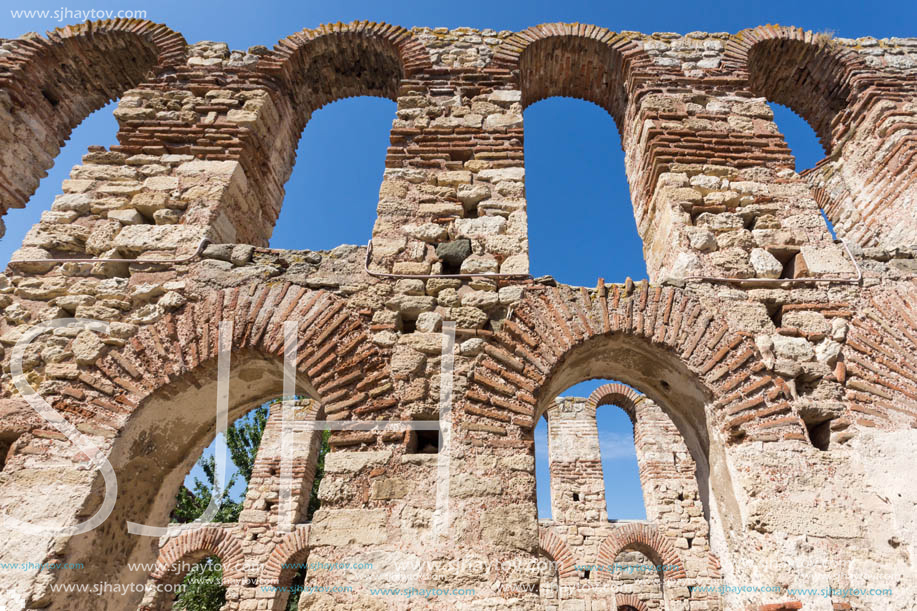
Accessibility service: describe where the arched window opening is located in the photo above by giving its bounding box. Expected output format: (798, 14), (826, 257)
(270, 97), (396, 251)
(284, 568), (308, 611)
(768, 102), (837, 238)
(171, 556), (225, 611)
(535, 379), (647, 523)
(166, 397), (329, 610)
(566, 379), (645, 521)
(171, 397), (330, 526)
(0, 101), (117, 266)
(171, 402), (269, 526)
(612, 549), (663, 610)
(525, 98), (647, 286)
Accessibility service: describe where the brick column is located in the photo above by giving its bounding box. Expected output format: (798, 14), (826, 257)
(623, 85), (844, 283)
(545, 398), (607, 523)
(369, 77), (528, 278)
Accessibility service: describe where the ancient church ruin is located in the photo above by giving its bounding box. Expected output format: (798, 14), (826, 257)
(0, 19), (915, 611)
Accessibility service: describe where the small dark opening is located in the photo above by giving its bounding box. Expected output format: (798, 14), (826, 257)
(582, 569), (590, 579)
(410, 430), (439, 454)
(677, 492), (684, 501)
(450, 149), (473, 163)
(572, 492), (580, 502)
(766, 302), (783, 326)
(264, 499), (276, 513)
(660, 380), (671, 391)
(41, 88), (60, 107)
(0, 435), (16, 472)
(686, 536), (694, 549)
(806, 419), (831, 451)
(286, 567), (307, 610)
(401, 317), (417, 334)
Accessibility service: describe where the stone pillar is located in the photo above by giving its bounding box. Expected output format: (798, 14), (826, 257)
(546, 398), (607, 523)
(623, 87), (845, 283)
(238, 399), (323, 526)
(369, 81), (529, 279)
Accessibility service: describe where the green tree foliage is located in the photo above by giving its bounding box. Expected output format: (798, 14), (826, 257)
(168, 400), (329, 611)
(307, 430), (331, 521)
(170, 405), (268, 609)
(172, 556), (224, 611)
(227, 403), (268, 482)
(170, 405), (268, 524)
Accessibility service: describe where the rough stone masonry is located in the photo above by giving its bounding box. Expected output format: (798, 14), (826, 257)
(0, 18), (916, 611)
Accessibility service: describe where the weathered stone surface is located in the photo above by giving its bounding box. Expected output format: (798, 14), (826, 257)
(309, 509), (388, 545)
(480, 505), (538, 551)
(114, 225), (206, 253)
(1, 22), (916, 611)
(324, 450), (392, 473)
(750, 247), (782, 278)
(435, 239), (472, 267)
(71, 330), (104, 365)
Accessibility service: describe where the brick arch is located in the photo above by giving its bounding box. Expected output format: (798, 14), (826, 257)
(596, 522), (686, 581)
(464, 284), (804, 444)
(44, 285), (392, 610)
(841, 282), (917, 430)
(62, 284), (395, 429)
(261, 527), (310, 587)
(148, 526), (246, 587)
(615, 594), (650, 611)
(723, 25), (867, 153)
(538, 526), (578, 579)
(0, 20), (186, 227)
(238, 22), (432, 240)
(726, 27), (917, 249)
(264, 21), (432, 84)
(492, 23), (654, 128)
(588, 382), (643, 422)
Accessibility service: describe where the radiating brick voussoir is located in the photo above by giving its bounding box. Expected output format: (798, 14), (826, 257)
(95, 286), (392, 421)
(465, 285), (804, 442)
(150, 526), (245, 586)
(492, 23), (653, 126)
(539, 526), (579, 579)
(841, 282), (917, 429)
(595, 522), (686, 581)
(260, 526), (310, 586)
(615, 594), (650, 611)
(0, 20), (187, 220)
(724, 25), (867, 151)
(265, 21), (432, 84)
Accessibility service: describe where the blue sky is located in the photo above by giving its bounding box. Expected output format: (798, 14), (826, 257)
(1, 0), (889, 519)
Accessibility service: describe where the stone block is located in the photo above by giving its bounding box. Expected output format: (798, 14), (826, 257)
(309, 509), (388, 546)
(324, 450), (392, 473)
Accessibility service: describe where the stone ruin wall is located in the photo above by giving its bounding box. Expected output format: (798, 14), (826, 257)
(0, 18), (915, 611)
